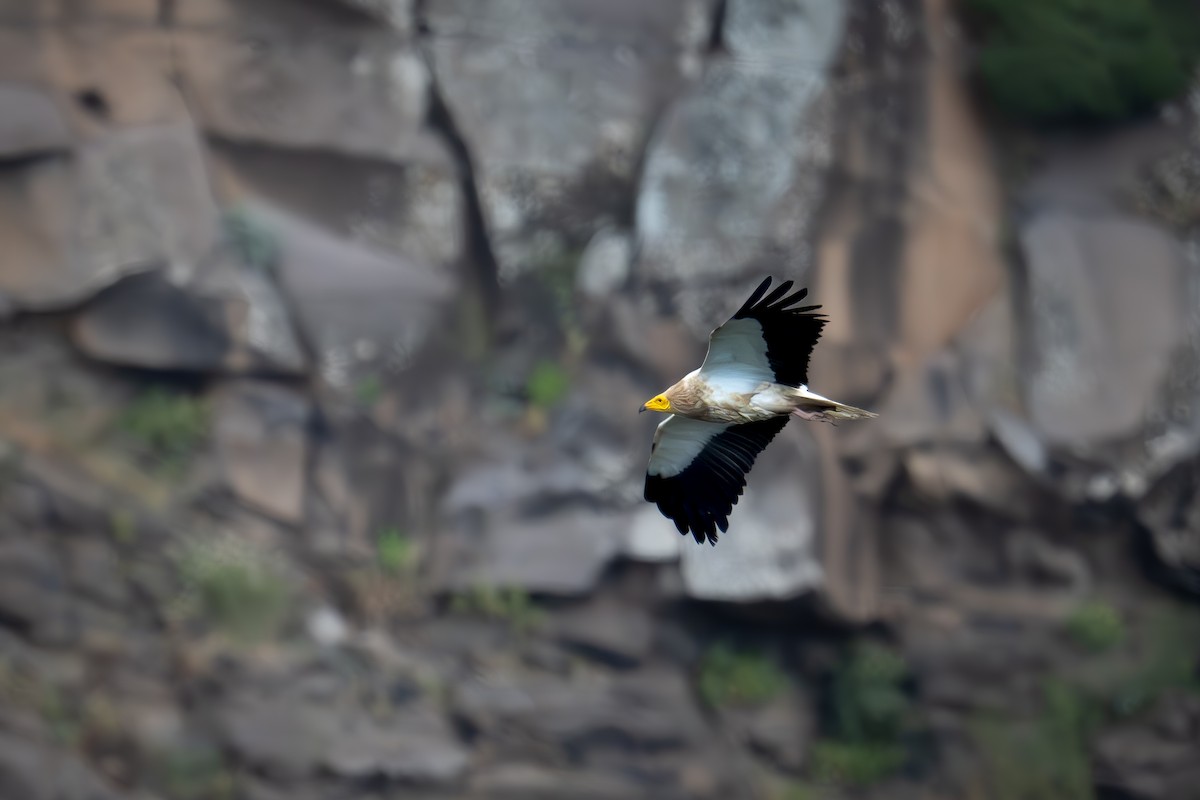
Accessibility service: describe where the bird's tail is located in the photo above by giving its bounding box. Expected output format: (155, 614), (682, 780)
(816, 401), (878, 421)
(790, 386), (878, 422)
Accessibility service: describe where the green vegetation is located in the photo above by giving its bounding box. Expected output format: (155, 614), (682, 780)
(154, 744), (236, 800)
(176, 536), (291, 644)
(973, 681), (1100, 800)
(1110, 607), (1200, 717)
(118, 388), (209, 475)
(810, 740), (907, 786)
(963, 0), (1200, 125)
(810, 642), (910, 786)
(449, 585), (543, 633)
(525, 360), (571, 409)
(829, 642), (909, 744)
(770, 781), (818, 800)
(376, 526), (418, 576)
(697, 642), (788, 709)
(222, 205), (280, 273)
(109, 508), (137, 545)
(1065, 601), (1125, 653)
(972, 606), (1200, 800)
(354, 374), (384, 407)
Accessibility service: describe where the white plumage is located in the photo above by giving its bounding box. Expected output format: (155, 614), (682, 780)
(640, 276), (877, 544)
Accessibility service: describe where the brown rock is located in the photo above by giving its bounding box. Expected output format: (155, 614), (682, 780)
(248, 202), (455, 389)
(0, 124), (219, 311)
(0, 83), (71, 159)
(213, 381), (310, 525)
(211, 138), (464, 269)
(175, 28), (429, 161)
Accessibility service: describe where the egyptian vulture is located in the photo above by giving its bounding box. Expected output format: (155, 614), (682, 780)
(640, 277), (876, 545)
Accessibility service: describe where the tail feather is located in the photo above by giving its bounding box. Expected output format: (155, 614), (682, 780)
(790, 386), (877, 422)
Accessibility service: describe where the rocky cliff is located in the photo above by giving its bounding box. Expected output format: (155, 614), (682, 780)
(0, 1), (1198, 799)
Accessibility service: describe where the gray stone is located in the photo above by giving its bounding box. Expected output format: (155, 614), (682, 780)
(1094, 693), (1200, 800)
(427, 0), (711, 278)
(321, 707), (469, 784)
(178, 29), (430, 162)
(1017, 213), (1200, 498)
(576, 227), (632, 298)
(0, 84), (71, 159)
(1138, 459), (1200, 594)
(247, 202), (455, 389)
(0, 0), (157, 24)
(336, 0), (413, 32)
(213, 139), (464, 269)
(635, 0), (846, 283)
(0, 124), (220, 311)
(217, 685), (467, 784)
(0, 539), (75, 646)
(471, 764), (675, 800)
(454, 668), (706, 750)
(722, 689), (815, 773)
(443, 507), (625, 596)
(1020, 212), (1188, 446)
(0, 732), (124, 800)
(70, 269), (233, 372)
(213, 381), (310, 524)
(623, 505), (683, 563)
(64, 537), (128, 609)
(679, 428), (822, 602)
(553, 602), (654, 667)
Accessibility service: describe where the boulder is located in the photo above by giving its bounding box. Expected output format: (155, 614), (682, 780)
(441, 506), (625, 596)
(454, 668), (706, 751)
(243, 202), (455, 388)
(1094, 692), (1200, 800)
(0, 732), (124, 800)
(635, 0), (846, 283)
(552, 601), (654, 667)
(0, 84), (71, 159)
(213, 381), (310, 524)
(216, 686), (468, 785)
(0, 537), (76, 647)
(1017, 211), (1200, 499)
(0, 124), (219, 311)
(212, 139), (464, 269)
(176, 29), (430, 162)
(679, 427), (823, 602)
(1137, 458), (1200, 594)
(426, 0), (712, 278)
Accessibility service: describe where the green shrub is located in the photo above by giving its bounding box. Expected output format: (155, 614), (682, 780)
(810, 740), (906, 787)
(810, 642), (910, 786)
(1065, 601), (1125, 653)
(526, 360), (571, 409)
(449, 585), (543, 633)
(376, 527), (417, 576)
(119, 388), (209, 474)
(697, 642), (788, 709)
(973, 680), (1100, 800)
(177, 536), (291, 644)
(154, 744), (236, 800)
(964, 0), (1200, 125)
(222, 205), (280, 273)
(830, 642), (909, 743)
(1110, 607), (1200, 716)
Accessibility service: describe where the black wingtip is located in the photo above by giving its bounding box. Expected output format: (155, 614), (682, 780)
(736, 276), (774, 317)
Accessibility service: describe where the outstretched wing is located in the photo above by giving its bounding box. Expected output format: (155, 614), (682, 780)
(644, 414), (790, 545)
(698, 276), (827, 388)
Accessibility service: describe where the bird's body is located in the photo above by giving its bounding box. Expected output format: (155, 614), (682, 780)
(640, 277), (876, 545)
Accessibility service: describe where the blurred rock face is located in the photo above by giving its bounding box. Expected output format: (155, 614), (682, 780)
(0, 1), (1198, 799)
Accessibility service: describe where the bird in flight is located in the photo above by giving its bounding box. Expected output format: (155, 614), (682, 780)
(640, 277), (876, 545)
